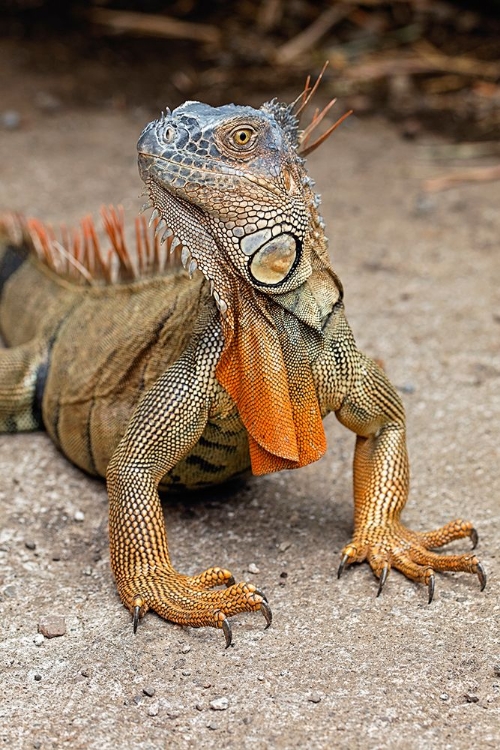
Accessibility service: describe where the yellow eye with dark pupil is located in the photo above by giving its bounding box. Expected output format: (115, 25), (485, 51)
(233, 129), (253, 146)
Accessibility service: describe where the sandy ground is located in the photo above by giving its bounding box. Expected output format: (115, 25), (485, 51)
(1, 42), (500, 750)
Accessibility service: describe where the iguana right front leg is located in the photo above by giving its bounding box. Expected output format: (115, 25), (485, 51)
(0, 340), (48, 432)
(106, 321), (270, 647)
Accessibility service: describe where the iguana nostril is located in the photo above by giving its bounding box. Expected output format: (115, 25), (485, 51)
(164, 127), (175, 143)
(136, 121), (158, 155)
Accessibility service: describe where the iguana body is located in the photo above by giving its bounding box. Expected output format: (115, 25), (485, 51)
(0, 93), (485, 646)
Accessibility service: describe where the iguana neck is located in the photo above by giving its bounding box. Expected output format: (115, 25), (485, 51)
(215, 228), (340, 476)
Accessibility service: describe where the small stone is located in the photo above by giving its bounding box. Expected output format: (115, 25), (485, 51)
(207, 722), (218, 730)
(33, 742), (42, 749)
(210, 697), (229, 711)
(147, 702), (159, 716)
(180, 645), (191, 654)
(278, 541), (291, 553)
(167, 711), (180, 719)
(38, 616), (66, 638)
(440, 693), (449, 701)
(308, 693), (322, 704)
(493, 665), (500, 677)
(34, 674), (42, 681)
(195, 703), (203, 711)
(25, 540), (36, 551)
(1, 110), (21, 130)
(280, 571), (288, 579)
(51, 551), (62, 561)
(33, 634), (45, 647)
(74, 510), (85, 522)
(133, 694), (143, 705)
(413, 193), (436, 217)
(143, 686), (155, 697)
(464, 693), (479, 703)
(3, 585), (16, 598)
(81, 669), (90, 678)
(248, 562), (260, 574)
(182, 670), (191, 676)
(397, 383), (416, 395)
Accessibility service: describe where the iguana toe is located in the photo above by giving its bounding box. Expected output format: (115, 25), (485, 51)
(339, 519), (486, 600)
(120, 569), (270, 645)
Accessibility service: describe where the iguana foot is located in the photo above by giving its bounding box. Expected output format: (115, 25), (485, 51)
(118, 566), (271, 647)
(338, 518), (486, 602)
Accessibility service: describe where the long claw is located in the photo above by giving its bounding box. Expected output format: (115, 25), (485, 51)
(477, 562), (487, 591)
(337, 553), (349, 579)
(133, 605), (140, 634)
(260, 600), (272, 629)
(254, 588), (268, 603)
(427, 573), (436, 604)
(225, 575), (236, 588)
(470, 528), (479, 549)
(376, 565), (389, 597)
(222, 618), (232, 649)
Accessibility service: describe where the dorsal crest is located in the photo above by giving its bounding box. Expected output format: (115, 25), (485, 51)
(0, 207), (184, 286)
(262, 65), (353, 156)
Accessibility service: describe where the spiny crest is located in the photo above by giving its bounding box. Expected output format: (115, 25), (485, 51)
(0, 207), (187, 285)
(262, 64), (352, 157)
(261, 98), (300, 146)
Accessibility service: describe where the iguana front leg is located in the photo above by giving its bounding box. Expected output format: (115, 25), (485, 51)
(106, 321), (270, 646)
(335, 353), (486, 600)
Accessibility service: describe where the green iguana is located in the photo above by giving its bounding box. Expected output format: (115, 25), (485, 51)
(0, 84), (486, 647)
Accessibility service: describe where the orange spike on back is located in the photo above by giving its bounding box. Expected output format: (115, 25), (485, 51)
(1, 206), (182, 286)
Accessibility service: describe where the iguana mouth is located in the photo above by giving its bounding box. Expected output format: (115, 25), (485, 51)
(139, 150), (282, 200)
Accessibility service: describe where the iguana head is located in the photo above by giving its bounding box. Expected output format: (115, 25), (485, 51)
(137, 97), (341, 314)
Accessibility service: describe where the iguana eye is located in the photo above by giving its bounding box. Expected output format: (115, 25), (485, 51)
(230, 127), (255, 148)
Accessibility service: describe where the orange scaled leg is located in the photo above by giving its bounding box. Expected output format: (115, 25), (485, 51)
(335, 358), (486, 601)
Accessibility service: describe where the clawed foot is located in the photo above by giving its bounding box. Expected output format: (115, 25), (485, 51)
(337, 518), (486, 602)
(119, 565), (271, 647)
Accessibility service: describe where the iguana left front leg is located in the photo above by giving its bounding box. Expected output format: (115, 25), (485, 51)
(106, 316), (270, 646)
(335, 352), (486, 600)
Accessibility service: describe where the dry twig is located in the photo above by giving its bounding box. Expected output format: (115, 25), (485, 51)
(423, 164), (500, 192)
(274, 4), (351, 65)
(87, 8), (221, 45)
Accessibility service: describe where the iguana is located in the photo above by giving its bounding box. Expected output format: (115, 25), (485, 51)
(0, 84), (486, 647)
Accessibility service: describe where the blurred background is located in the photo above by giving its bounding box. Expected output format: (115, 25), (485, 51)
(0, 0), (499, 141)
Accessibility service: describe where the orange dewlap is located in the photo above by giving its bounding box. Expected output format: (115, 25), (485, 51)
(216, 294), (327, 475)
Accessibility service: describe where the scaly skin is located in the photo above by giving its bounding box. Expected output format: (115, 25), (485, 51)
(0, 95), (485, 647)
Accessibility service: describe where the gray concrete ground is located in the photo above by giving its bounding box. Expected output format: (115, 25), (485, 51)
(1, 49), (499, 750)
